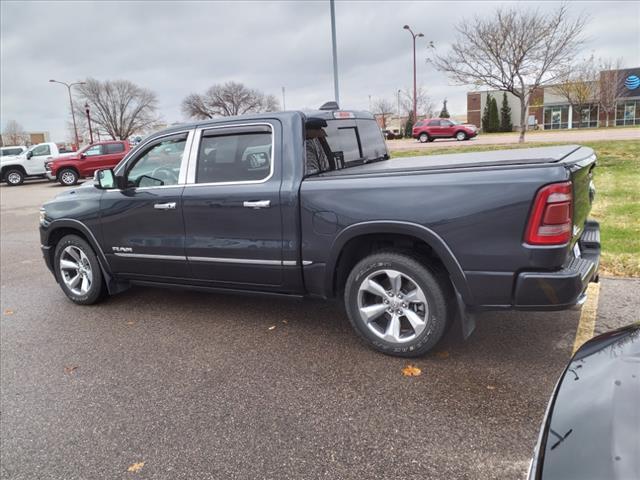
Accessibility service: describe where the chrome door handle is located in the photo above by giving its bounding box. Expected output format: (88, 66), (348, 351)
(243, 200), (271, 209)
(154, 202), (176, 210)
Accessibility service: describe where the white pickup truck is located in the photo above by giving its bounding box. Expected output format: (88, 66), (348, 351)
(1, 142), (74, 186)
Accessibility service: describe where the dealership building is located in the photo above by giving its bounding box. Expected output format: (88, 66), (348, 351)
(467, 67), (640, 130)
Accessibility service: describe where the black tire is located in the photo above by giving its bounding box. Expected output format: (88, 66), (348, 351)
(455, 131), (467, 141)
(54, 234), (106, 305)
(418, 132), (430, 143)
(344, 251), (450, 357)
(4, 168), (24, 186)
(58, 168), (79, 186)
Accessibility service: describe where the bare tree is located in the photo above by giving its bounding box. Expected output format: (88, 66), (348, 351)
(372, 98), (395, 128)
(551, 56), (598, 128)
(182, 82), (279, 119)
(399, 86), (436, 119)
(598, 58), (625, 127)
(432, 5), (587, 142)
(73, 78), (160, 140)
(2, 120), (28, 145)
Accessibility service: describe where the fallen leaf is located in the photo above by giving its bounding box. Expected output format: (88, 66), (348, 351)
(268, 325), (276, 331)
(126, 321), (135, 326)
(127, 462), (145, 473)
(487, 385), (496, 390)
(281, 320), (288, 324)
(64, 366), (78, 374)
(434, 351), (450, 359)
(401, 364), (422, 377)
(4, 309), (15, 316)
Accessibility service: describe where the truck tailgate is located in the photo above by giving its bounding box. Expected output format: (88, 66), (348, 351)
(561, 146), (597, 244)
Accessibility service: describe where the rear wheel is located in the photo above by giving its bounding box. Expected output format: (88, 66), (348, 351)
(419, 132), (430, 143)
(344, 251), (450, 357)
(4, 168), (24, 186)
(58, 169), (78, 186)
(54, 235), (106, 305)
(455, 131), (467, 141)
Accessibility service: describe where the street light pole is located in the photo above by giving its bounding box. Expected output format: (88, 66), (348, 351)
(403, 25), (423, 122)
(282, 86), (286, 111)
(85, 103), (94, 144)
(330, 0), (340, 105)
(49, 79), (85, 148)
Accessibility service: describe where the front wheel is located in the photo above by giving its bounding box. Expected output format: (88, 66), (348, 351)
(58, 169), (78, 186)
(54, 235), (106, 305)
(455, 131), (467, 141)
(344, 251), (450, 357)
(4, 169), (24, 186)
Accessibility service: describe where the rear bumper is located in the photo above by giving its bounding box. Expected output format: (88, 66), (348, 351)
(513, 221), (600, 309)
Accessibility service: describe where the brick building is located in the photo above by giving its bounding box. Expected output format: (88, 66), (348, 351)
(467, 67), (640, 131)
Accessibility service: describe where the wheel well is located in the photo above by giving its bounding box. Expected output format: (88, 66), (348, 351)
(46, 227), (90, 264)
(1, 165), (26, 177)
(333, 233), (452, 297)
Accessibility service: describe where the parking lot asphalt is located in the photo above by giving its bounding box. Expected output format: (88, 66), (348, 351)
(1, 181), (638, 480)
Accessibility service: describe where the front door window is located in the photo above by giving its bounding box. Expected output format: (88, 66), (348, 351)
(126, 137), (186, 188)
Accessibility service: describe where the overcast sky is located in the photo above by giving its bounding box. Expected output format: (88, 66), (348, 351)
(1, 0), (639, 141)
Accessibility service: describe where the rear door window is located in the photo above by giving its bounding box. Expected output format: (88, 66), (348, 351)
(195, 127), (273, 184)
(105, 143), (125, 154)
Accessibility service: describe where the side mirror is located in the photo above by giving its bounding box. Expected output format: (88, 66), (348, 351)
(80, 153), (86, 159)
(94, 169), (117, 189)
(26, 151), (33, 159)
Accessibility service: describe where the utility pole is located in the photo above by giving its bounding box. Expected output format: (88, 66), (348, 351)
(403, 25), (423, 122)
(282, 86), (286, 111)
(330, 0), (340, 105)
(397, 89), (401, 129)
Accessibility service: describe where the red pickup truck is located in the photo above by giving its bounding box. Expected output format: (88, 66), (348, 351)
(46, 140), (130, 185)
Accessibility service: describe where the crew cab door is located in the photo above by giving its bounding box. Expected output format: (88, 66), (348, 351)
(25, 143), (53, 174)
(181, 122), (284, 287)
(440, 119), (455, 136)
(100, 131), (193, 279)
(81, 144), (106, 176)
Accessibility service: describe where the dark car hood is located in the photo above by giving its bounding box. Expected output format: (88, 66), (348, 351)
(535, 323), (640, 479)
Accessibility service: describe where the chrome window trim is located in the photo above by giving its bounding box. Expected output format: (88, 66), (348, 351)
(113, 252), (187, 261)
(185, 122), (275, 187)
(107, 129), (195, 191)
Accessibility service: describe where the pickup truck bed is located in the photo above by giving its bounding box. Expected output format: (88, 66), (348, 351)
(321, 145), (587, 176)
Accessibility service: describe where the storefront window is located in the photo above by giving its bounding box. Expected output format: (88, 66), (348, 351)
(616, 100), (640, 126)
(573, 104), (599, 128)
(543, 105), (570, 129)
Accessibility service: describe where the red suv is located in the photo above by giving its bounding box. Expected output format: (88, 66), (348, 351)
(412, 119), (478, 143)
(46, 140), (131, 185)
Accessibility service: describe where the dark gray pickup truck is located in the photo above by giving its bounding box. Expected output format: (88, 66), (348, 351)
(40, 107), (600, 356)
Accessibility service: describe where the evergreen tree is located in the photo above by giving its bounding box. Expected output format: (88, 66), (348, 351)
(489, 96), (500, 132)
(499, 92), (513, 132)
(404, 110), (415, 137)
(481, 93), (492, 132)
(439, 99), (450, 118)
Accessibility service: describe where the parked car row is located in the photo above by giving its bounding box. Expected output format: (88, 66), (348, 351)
(1, 140), (130, 186)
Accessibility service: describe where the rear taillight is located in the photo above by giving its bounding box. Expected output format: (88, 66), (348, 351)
(524, 181), (573, 245)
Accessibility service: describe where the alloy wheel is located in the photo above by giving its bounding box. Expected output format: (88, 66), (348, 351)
(356, 269), (429, 344)
(59, 245), (93, 295)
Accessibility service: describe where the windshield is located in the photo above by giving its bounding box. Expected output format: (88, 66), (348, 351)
(305, 118), (389, 176)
